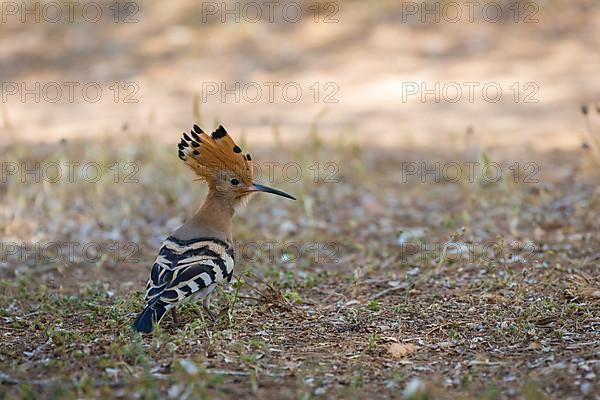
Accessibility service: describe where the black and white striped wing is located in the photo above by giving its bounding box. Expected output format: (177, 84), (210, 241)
(144, 236), (235, 307)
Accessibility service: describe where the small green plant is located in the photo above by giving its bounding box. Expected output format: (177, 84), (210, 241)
(227, 277), (245, 325)
(285, 289), (304, 304)
(447, 322), (460, 339)
(367, 300), (380, 312)
(368, 332), (378, 351)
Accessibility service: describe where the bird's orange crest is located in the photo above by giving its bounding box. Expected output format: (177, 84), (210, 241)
(178, 125), (253, 186)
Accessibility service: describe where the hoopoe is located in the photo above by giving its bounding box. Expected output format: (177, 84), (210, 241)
(133, 124), (295, 333)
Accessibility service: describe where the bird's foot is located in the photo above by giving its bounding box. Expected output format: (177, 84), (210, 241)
(203, 305), (218, 323)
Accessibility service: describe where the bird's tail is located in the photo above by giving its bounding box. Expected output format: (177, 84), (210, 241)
(133, 302), (168, 333)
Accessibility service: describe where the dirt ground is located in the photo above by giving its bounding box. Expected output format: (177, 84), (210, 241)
(1, 136), (599, 399)
(1, 0), (600, 399)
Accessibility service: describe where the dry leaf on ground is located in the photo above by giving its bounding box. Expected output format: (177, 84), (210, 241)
(387, 343), (417, 359)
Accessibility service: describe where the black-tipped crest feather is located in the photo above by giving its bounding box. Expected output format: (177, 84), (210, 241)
(211, 125), (227, 140)
(177, 124), (253, 185)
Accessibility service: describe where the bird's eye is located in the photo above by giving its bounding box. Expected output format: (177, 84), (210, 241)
(230, 178), (240, 186)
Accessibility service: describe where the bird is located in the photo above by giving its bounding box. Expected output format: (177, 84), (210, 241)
(133, 124), (295, 333)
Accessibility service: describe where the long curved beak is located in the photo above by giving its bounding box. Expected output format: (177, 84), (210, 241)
(249, 183), (296, 200)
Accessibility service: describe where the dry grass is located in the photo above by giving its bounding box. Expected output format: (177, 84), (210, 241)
(1, 127), (599, 399)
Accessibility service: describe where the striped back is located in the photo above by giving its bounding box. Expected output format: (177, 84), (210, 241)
(144, 236), (235, 306)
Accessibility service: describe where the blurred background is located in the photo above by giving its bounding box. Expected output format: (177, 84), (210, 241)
(1, 0), (599, 148)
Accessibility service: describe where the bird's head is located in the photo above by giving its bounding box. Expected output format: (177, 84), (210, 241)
(178, 125), (295, 207)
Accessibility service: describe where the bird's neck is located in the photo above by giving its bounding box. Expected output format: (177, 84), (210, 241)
(191, 189), (234, 242)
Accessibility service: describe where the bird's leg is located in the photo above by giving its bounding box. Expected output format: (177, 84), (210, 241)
(202, 293), (218, 323)
(171, 307), (179, 325)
